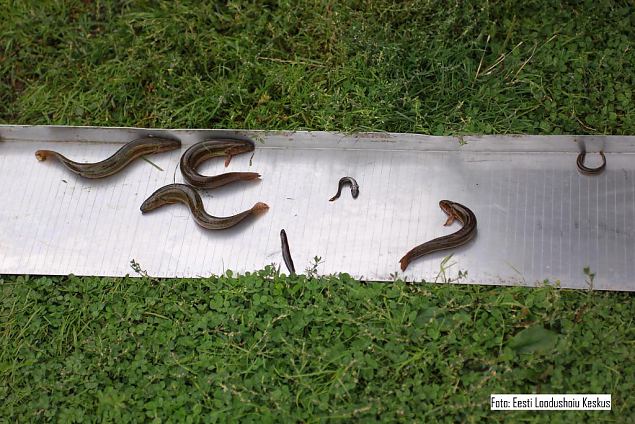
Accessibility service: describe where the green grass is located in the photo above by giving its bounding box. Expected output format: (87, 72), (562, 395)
(1, 0), (634, 422)
(1, 0), (634, 133)
(2, 272), (634, 422)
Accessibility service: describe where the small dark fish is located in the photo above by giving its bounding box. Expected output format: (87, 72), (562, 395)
(399, 200), (477, 271)
(180, 138), (260, 189)
(140, 183), (268, 230)
(576, 151), (606, 175)
(329, 177), (359, 201)
(35, 135), (181, 178)
(280, 229), (296, 275)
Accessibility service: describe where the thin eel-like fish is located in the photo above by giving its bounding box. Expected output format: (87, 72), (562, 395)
(329, 177), (359, 201)
(140, 183), (269, 230)
(399, 200), (477, 271)
(180, 138), (260, 189)
(576, 151), (606, 175)
(35, 135), (181, 178)
(280, 229), (296, 275)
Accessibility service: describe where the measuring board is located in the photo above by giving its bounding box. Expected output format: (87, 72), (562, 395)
(1, 126), (633, 291)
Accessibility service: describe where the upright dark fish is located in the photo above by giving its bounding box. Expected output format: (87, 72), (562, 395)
(140, 183), (268, 230)
(35, 135), (181, 178)
(576, 151), (606, 175)
(280, 229), (296, 275)
(329, 177), (359, 201)
(399, 200), (477, 271)
(180, 138), (260, 189)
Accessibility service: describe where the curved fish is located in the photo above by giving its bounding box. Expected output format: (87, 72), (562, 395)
(576, 151), (606, 175)
(329, 177), (359, 201)
(180, 138), (260, 188)
(35, 135), (181, 178)
(280, 229), (296, 275)
(399, 200), (477, 271)
(140, 183), (269, 230)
